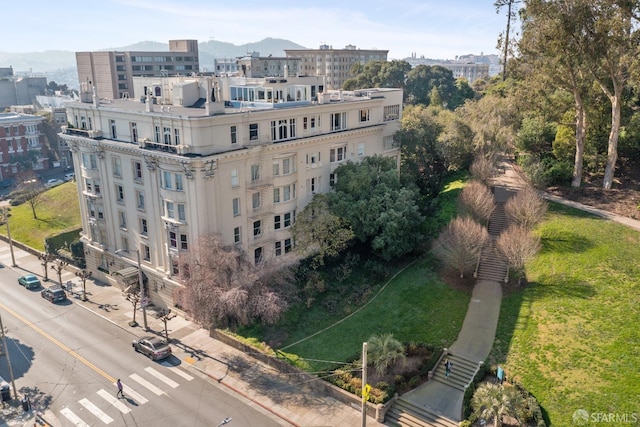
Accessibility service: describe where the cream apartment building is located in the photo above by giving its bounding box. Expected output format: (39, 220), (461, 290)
(60, 75), (402, 308)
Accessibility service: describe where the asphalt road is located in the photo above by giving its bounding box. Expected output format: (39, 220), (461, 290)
(0, 267), (281, 427)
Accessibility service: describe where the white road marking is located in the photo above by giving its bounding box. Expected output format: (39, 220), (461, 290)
(113, 381), (149, 404)
(59, 407), (90, 427)
(159, 361), (194, 381)
(97, 389), (131, 414)
(130, 373), (165, 395)
(145, 366), (179, 388)
(79, 398), (114, 424)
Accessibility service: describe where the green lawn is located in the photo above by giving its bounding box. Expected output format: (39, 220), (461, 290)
(491, 203), (640, 427)
(1, 182), (81, 251)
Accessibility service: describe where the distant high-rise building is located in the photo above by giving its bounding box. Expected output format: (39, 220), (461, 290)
(76, 39), (199, 100)
(285, 45), (388, 90)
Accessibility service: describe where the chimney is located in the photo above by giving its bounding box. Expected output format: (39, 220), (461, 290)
(145, 90), (154, 112)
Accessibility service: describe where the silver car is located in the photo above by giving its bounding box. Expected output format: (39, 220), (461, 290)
(132, 336), (172, 360)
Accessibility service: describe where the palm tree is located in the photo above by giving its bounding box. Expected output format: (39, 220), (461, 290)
(472, 382), (526, 427)
(367, 333), (406, 375)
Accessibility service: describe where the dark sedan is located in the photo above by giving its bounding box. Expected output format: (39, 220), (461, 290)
(132, 336), (172, 360)
(41, 286), (67, 303)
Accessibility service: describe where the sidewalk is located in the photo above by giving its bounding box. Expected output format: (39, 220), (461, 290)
(0, 241), (384, 427)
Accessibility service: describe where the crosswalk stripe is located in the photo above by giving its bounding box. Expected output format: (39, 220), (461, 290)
(97, 389), (131, 414)
(130, 373), (164, 395)
(145, 367), (179, 388)
(60, 407), (90, 427)
(79, 398), (114, 424)
(159, 361), (194, 381)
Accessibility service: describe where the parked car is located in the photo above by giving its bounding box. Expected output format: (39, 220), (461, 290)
(18, 274), (41, 290)
(132, 336), (172, 360)
(41, 286), (67, 303)
(45, 178), (64, 188)
(64, 173), (75, 182)
(0, 179), (15, 189)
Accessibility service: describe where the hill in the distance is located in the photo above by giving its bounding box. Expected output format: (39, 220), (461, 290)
(0, 38), (307, 73)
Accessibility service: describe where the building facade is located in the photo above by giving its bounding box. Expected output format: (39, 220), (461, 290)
(0, 112), (49, 180)
(236, 52), (301, 78)
(76, 40), (199, 101)
(285, 45), (388, 90)
(60, 75), (402, 309)
(0, 66), (48, 110)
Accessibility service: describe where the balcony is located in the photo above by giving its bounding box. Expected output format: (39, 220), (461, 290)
(62, 126), (102, 139)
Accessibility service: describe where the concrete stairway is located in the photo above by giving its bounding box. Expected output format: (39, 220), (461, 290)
(430, 353), (481, 392)
(386, 398), (458, 427)
(476, 202), (509, 282)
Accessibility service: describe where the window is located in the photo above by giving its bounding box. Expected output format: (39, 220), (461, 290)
(283, 184), (295, 201)
(116, 185), (124, 202)
(143, 244), (150, 261)
(230, 125), (237, 144)
(251, 164), (260, 181)
(270, 118), (296, 142)
(253, 220), (262, 237)
(254, 247), (263, 265)
(140, 218), (148, 236)
(95, 181), (101, 195)
(234, 227), (241, 243)
(359, 109), (370, 123)
(169, 231), (177, 248)
(384, 135), (397, 150)
(330, 173), (336, 187)
(252, 192), (260, 210)
(232, 198), (241, 216)
(166, 201), (175, 218)
(275, 241), (282, 256)
(358, 143), (365, 157)
(174, 128), (180, 145)
(136, 190), (145, 210)
(274, 215), (281, 230)
(178, 204), (186, 221)
(273, 162), (279, 176)
(113, 156), (122, 177)
(330, 112), (347, 131)
(180, 234), (188, 250)
(119, 211), (127, 229)
(175, 174), (183, 191)
(330, 146), (347, 163)
(155, 126), (161, 143)
(284, 238), (292, 253)
(384, 104), (400, 121)
(310, 177), (316, 193)
(284, 211), (294, 228)
(110, 120), (117, 139)
(306, 152), (320, 167)
(249, 123), (258, 141)
(231, 168), (239, 187)
(283, 158), (291, 175)
(133, 161), (143, 181)
(163, 171), (172, 189)
(273, 188), (280, 204)
(121, 236), (129, 251)
(163, 127), (171, 145)
(82, 153), (97, 169)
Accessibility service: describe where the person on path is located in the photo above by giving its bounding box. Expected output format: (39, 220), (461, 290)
(444, 359), (452, 378)
(116, 379), (124, 398)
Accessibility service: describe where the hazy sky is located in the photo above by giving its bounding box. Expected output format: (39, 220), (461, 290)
(2, 0), (512, 59)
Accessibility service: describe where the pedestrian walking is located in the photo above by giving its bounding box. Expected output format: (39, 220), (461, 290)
(444, 358), (452, 378)
(116, 379), (124, 398)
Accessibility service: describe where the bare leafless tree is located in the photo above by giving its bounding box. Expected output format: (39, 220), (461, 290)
(496, 224), (542, 285)
(15, 171), (45, 220)
(50, 259), (68, 285)
(38, 252), (57, 281)
(432, 216), (490, 278)
(505, 186), (548, 229)
(470, 154), (496, 184)
(458, 180), (496, 224)
(177, 233), (290, 329)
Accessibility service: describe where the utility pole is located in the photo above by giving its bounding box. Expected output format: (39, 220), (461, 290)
(361, 342), (368, 427)
(0, 311), (18, 400)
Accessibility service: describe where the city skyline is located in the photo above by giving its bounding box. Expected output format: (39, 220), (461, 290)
(2, 0), (513, 60)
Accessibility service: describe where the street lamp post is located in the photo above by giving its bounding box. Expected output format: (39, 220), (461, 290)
(1, 207), (16, 267)
(0, 311), (18, 400)
(116, 249), (148, 331)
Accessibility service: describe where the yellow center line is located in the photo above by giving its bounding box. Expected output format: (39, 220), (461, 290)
(0, 302), (116, 383)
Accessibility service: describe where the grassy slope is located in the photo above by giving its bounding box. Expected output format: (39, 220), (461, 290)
(1, 182), (81, 251)
(491, 203), (640, 426)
